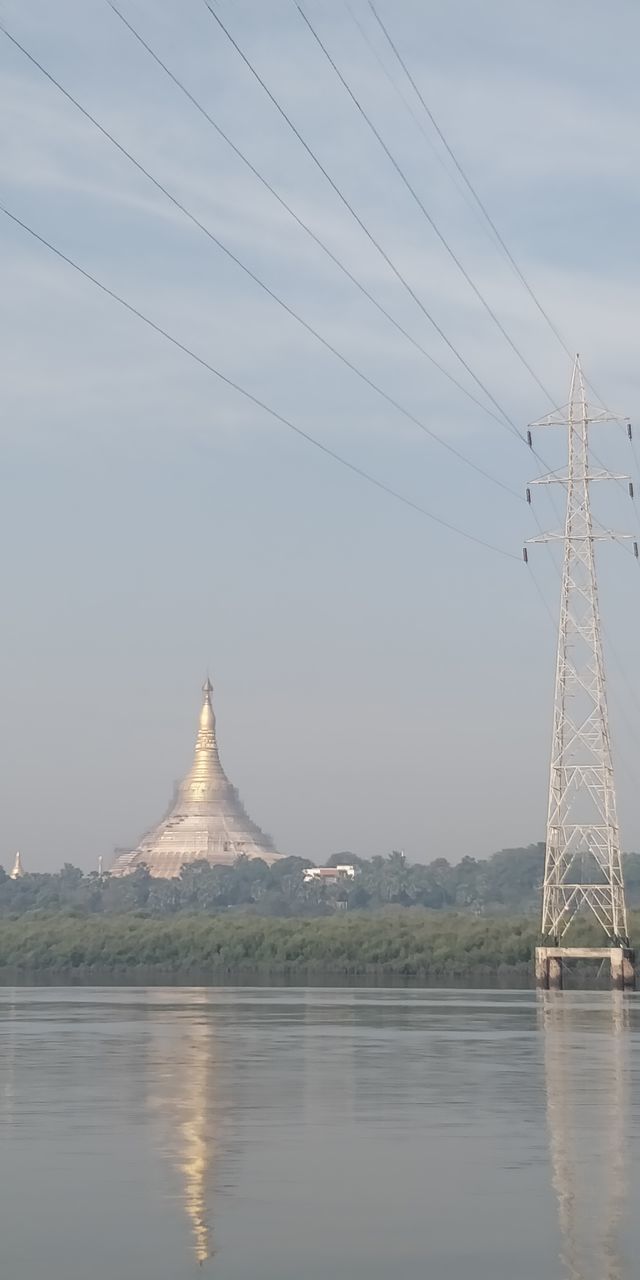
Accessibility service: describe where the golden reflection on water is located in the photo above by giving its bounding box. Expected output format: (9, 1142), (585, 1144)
(541, 993), (630, 1280)
(147, 1002), (217, 1267)
(179, 1027), (213, 1266)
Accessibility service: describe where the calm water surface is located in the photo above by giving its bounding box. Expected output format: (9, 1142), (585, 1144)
(0, 987), (638, 1279)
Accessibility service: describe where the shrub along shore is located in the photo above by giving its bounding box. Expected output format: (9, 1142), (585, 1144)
(0, 911), (628, 986)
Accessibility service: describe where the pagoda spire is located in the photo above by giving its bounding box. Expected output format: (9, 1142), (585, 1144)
(9, 851), (24, 879)
(179, 677), (224, 803)
(197, 677), (216, 740)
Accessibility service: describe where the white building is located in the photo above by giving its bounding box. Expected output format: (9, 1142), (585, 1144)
(303, 864), (356, 884)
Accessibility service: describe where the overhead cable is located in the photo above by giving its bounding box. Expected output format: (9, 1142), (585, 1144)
(367, 1), (572, 362)
(202, 0), (528, 446)
(0, 18), (521, 503)
(294, 2), (558, 408)
(348, 4), (614, 489)
(344, 0), (488, 231)
(0, 203), (520, 562)
(106, 1), (512, 436)
(366, 2), (617, 423)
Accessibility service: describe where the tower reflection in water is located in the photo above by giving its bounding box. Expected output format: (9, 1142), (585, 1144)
(541, 993), (630, 1280)
(147, 1000), (218, 1267)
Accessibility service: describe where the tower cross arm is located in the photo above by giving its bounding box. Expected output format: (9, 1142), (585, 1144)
(529, 409), (629, 430)
(526, 530), (635, 545)
(530, 471), (630, 486)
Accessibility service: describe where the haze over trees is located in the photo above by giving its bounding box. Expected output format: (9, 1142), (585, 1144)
(0, 844), (534, 916)
(2, 844), (640, 918)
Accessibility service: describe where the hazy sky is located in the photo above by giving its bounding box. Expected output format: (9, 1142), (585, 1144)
(2, 0), (640, 872)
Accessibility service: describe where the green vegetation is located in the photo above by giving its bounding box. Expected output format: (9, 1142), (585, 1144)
(1, 847), (637, 983)
(3, 845), (640, 918)
(0, 911), (633, 983)
(0, 911), (543, 982)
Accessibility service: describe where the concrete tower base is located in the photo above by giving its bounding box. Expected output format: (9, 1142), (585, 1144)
(535, 946), (635, 991)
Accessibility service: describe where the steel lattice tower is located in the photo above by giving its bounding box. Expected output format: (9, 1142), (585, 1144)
(528, 356), (631, 945)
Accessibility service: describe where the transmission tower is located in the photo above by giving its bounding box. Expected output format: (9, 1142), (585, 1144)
(527, 355), (633, 945)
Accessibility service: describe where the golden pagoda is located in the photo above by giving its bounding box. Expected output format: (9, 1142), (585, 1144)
(110, 679), (283, 878)
(9, 851), (25, 879)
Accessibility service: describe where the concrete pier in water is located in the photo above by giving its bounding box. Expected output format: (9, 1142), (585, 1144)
(535, 946), (636, 991)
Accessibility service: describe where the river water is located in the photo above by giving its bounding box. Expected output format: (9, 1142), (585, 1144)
(0, 987), (638, 1279)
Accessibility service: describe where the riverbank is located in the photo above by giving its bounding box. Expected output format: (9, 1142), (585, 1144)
(0, 910), (616, 986)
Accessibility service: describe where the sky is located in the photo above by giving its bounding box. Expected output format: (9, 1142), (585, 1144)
(2, 0), (640, 871)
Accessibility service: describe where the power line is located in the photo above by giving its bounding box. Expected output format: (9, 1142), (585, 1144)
(366, 3), (618, 424)
(341, 5), (616, 492)
(107, 2), (513, 440)
(367, 1), (572, 363)
(1, 10), (558, 548)
(202, 0), (564, 496)
(201, 10), (589, 566)
(294, 1), (558, 408)
(111, 3), (566, 521)
(343, 0), (490, 234)
(99, 5), (528, 505)
(122, 0), (559, 501)
(202, 0), (529, 446)
(527, 559), (558, 642)
(0, 202), (520, 562)
(0, 18), (521, 503)
(107, 2), (568, 507)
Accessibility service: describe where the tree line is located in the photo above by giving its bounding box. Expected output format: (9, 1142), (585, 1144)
(3, 844), (640, 918)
